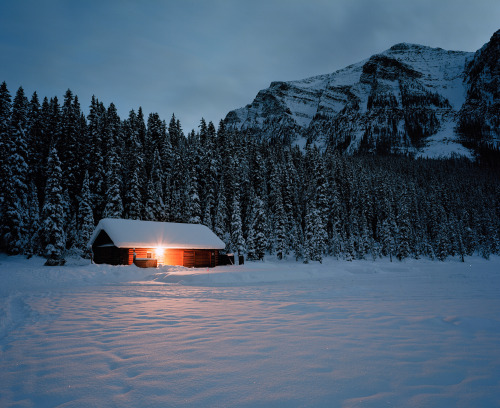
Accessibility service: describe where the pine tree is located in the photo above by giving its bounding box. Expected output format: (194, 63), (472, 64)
(247, 197), (268, 261)
(3, 87), (30, 254)
(124, 166), (142, 219)
(123, 109), (146, 218)
(380, 217), (395, 261)
(345, 231), (355, 262)
(436, 222), (450, 261)
(395, 188), (412, 260)
(142, 179), (157, 221)
(40, 148), (66, 260)
(290, 221), (304, 261)
(203, 194), (213, 229)
(0, 81), (12, 247)
(87, 96), (106, 219)
(213, 177), (228, 243)
(274, 192), (287, 260)
(60, 89), (81, 205)
(25, 182), (40, 257)
(102, 103), (124, 219)
(74, 171), (94, 257)
(102, 157), (124, 219)
(187, 174), (202, 224)
(230, 190), (245, 260)
(304, 201), (327, 263)
(26, 92), (47, 200)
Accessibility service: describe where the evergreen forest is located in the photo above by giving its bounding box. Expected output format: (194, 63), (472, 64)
(1, 83), (499, 262)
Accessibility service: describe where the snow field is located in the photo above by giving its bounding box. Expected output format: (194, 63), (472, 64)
(0, 255), (499, 407)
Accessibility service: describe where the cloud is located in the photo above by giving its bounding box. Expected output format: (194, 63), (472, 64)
(1, 0), (498, 132)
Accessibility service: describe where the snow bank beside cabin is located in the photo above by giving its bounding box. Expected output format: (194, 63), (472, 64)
(0, 255), (154, 296)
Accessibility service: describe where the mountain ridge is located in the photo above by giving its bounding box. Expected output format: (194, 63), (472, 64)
(225, 30), (500, 158)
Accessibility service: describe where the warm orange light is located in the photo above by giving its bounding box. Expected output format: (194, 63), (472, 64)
(155, 247), (165, 266)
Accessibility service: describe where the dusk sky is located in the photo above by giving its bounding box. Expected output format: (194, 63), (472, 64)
(1, 0), (499, 133)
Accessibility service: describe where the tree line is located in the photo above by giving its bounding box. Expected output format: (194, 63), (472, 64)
(0, 82), (498, 262)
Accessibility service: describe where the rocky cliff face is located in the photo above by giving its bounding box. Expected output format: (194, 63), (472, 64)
(225, 30), (500, 158)
(458, 30), (500, 145)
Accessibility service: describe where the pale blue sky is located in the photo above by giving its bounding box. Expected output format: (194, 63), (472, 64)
(1, 0), (498, 132)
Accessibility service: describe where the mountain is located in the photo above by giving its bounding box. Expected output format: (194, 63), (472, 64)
(225, 30), (500, 158)
(458, 29), (500, 146)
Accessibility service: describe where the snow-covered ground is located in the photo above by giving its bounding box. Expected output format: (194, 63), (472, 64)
(1, 254), (499, 407)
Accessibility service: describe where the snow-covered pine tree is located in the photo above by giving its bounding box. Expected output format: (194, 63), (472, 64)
(144, 112), (165, 175)
(142, 179), (156, 221)
(199, 121), (218, 231)
(0, 82), (12, 247)
(202, 194), (213, 229)
(60, 89), (81, 207)
(26, 92), (47, 201)
(73, 171), (94, 257)
(124, 166), (142, 220)
(327, 184), (343, 258)
(304, 201), (327, 263)
(122, 109), (145, 219)
(25, 181), (40, 257)
(290, 221), (304, 261)
(213, 176), (228, 244)
(268, 160), (285, 258)
(102, 103), (124, 219)
(187, 173), (202, 224)
(3, 87), (30, 254)
(168, 114), (181, 148)
(358, 213), (372, 259)
(198, 118), (208, 146)
(230, 189), (245, 261)
(274, 192), (287, 260)
(40, 148), (66, 260)
(142, 148), (164, 221)
(46, 96), (62, 148)
(34, 96), (53, 201)
(251, 148), (267, 199)
(344, 231), (355, 262)
(395, 188), (412, 260)
(247, 197), (268, 261)
(102, 151), (124, 219)
(435, 221), (450, 261)
(87, 96), (106, 220)
(159, 123), (173, 221)
(449, 215), (466, 262)
(379, 217), (395, 262)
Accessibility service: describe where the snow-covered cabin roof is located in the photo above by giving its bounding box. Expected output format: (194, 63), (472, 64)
(89, 218), (225, 250)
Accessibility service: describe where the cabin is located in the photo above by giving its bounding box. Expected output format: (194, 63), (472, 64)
(88, 218), (226, 268)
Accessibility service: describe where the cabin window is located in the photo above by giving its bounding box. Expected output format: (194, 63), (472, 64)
(147, 252), (152, 258)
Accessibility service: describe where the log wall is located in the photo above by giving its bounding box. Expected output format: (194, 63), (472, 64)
(125, 248), (219, 268)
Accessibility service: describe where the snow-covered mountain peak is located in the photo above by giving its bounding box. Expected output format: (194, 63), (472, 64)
(389, 42), (430, 51)
(225, 30), (499, 158)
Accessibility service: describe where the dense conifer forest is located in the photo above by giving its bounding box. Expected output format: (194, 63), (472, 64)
(0, 83), (499, 262)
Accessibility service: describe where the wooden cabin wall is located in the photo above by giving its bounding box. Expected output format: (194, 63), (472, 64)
(126, 248), (185, 266)
(126, 248), (219, 267)
(93, 246), (129, 265)
(165, 249), (185, 266)
(184, 250), (218, 268)
(126, 248), (157, 265)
